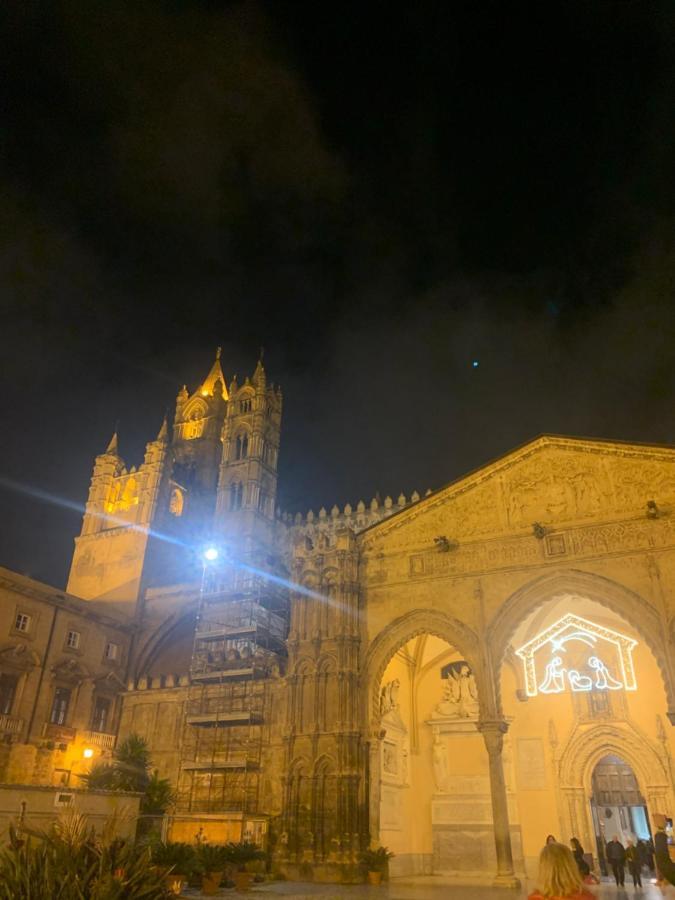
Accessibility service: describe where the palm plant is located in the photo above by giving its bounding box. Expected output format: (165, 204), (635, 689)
(79, 734), (174, 818)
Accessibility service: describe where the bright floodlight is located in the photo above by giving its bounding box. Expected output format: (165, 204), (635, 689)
(203, 546), (219, 562)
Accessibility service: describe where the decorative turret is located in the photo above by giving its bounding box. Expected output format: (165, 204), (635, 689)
(156, 416), (169, 443)
(104, 431), (119, 456)
(216, 356), (282, 536)
(199, 347), (229, 399)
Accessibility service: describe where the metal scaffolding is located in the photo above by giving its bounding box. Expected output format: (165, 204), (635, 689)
(176, 572), (287, 823)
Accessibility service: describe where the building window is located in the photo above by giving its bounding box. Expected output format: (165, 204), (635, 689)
(50, 687), (71, 726)
(169, 487), (184, 517)
(235, 433), (249, 460)
(14, 612), (31, 634)
(240, 398), (252, 414)
(66, 630), (81, 650)
(104, 642), (118, 662)
(185, 419), (203, 440)
(0, 674), (18, 716)
(229, 482), (244, 511)
(91, 696), (111, 733)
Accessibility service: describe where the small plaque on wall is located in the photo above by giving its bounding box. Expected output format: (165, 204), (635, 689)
(516, 737), (547, 790)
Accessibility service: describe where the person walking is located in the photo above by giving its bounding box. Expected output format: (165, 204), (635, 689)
(570, 837), (590, 877)
(606, 834), (626, 886)
(528, 842), (594, 900)
(626, 839), (642, 887)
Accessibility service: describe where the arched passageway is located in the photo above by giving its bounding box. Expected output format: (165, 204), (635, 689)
(500, 588), (675, 876)
(369, 630), (523, 880)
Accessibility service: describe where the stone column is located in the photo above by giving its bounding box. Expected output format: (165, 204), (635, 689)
(480, 720), (520, 888)
(367, 727), (383, 846)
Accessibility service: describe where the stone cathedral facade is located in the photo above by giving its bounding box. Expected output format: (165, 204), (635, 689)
(2, 349), (675, 885)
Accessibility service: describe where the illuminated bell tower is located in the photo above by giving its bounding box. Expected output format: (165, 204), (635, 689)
(170, 348), (228, 525)
(215, 357), (282, 549)
(66, 422), (171, 610)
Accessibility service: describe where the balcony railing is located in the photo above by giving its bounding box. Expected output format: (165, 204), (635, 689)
(79, 730), (117, 750)
(0, 714), (24, 735)
(42, 723), (77, 743)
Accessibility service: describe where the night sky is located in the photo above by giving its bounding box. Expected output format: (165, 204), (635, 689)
(2, 1), (674, 587)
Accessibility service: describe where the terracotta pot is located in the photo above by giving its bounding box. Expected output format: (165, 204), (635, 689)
(201, 871), (223, 895)
(367, 870), (382, 885)
(164, 873), (186, 895)
(234, 870), (252, 892)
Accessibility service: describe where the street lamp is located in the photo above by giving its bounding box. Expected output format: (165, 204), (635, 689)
(203, 546), (219, 562)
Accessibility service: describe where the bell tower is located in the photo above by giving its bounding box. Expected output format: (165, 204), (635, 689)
(66, 421), (171, 611)
(215, 357), (282, 547)
(170, 347), (228, 525)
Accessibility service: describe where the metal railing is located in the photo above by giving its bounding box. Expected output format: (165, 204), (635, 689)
(79, 730), (117, 750)
(0, 714), (23, 734)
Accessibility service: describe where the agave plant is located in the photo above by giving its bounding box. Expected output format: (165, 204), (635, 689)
(0, 813), (171, 899)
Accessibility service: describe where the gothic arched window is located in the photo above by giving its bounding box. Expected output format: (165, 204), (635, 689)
(235, 433), (249, 460)
(230, 482), (244, 510)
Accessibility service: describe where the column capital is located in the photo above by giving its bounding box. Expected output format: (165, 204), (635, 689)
(478, 719), (509, 755)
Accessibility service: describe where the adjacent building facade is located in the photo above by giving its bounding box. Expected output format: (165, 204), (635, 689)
(2, 349), (675, 884)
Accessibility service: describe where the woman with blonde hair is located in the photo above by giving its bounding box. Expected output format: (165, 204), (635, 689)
(528, 842), (594, 900)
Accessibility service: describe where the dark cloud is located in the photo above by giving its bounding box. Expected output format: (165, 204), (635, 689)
(1, 1), (674, 585)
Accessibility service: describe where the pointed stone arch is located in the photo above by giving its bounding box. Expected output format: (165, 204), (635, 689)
(363, 608), (481, 726)
(559, 722), (669, 794)
(487, 568), (674, 714)
(555, 721), (674, 849)
(134, 604), (198, 678)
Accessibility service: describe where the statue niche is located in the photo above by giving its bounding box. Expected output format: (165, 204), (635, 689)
(379, 678), (400, 718)
(435, 661), (479, 719)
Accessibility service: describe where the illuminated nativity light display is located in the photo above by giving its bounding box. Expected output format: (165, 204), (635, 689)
(515, 613), (638, 698)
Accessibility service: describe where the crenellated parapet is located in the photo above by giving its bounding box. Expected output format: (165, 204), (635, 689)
(278, 489), (432, 543)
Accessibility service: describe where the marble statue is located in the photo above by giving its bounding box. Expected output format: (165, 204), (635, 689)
(435, 663), (480, 718)
(432, 728), (450, 792)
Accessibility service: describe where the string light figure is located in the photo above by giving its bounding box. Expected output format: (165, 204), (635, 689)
(516, 613), (637, 697)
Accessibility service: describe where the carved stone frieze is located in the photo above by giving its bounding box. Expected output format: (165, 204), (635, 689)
(362, 438), (675, 552)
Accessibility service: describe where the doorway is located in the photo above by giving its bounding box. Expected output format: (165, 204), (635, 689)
(590, 754), (651, 875)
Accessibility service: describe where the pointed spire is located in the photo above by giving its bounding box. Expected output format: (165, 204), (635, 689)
(156, 415), (169, 442)
(105, 431), (119, 455)
(199, 347), (228, 399)
(252, 351), (266, 389)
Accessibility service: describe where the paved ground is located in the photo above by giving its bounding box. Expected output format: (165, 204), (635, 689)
(182, 876), (670, 898)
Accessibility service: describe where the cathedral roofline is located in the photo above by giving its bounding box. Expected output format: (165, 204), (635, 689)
(358, 432), (675, 540)
(0, 566), (133, 631)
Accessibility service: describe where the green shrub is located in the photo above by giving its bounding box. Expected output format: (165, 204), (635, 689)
(362, 846), (395, 871)
(150, 841), (197, 877)
(195, 842), (229, 874)
(223, 840), (266, 871)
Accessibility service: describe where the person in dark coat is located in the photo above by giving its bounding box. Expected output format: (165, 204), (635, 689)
(570, 838), (590, 877)
(655, 829), (675, 887)
(625, 839), (642, 887)
(606, 835), (626, 886)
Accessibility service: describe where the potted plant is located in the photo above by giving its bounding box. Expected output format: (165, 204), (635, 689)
(151, 841), (196, 895)
(362, 846), (394, 885)
(224, 840), (266, 892)
(196, 843), (228, 895)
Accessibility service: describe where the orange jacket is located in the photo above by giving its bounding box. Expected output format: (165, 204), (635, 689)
(528, 892), (595, 900)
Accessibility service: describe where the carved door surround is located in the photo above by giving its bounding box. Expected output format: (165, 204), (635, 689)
(556, 721), (673, 849)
